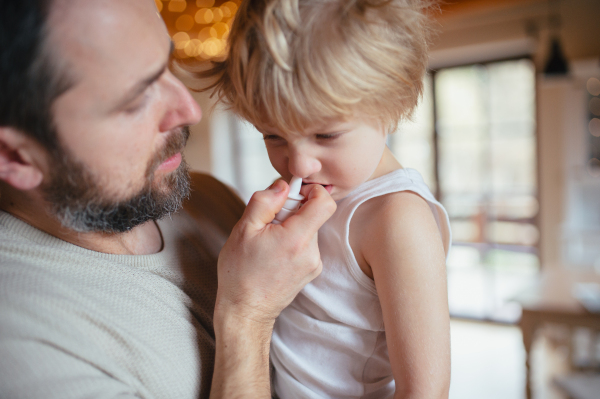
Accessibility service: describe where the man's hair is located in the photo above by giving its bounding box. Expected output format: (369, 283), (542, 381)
(196, 0), (436, 133)
(0, 0), (73, 151)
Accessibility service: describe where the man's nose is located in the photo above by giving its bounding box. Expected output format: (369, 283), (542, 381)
(158, 72), (202, 132)
(288, 149), (321, 178)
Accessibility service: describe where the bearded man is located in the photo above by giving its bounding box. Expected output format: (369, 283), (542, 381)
(0, 0), (335, 397)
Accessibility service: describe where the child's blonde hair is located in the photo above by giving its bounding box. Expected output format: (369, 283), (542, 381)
(196, 0), (436, 133)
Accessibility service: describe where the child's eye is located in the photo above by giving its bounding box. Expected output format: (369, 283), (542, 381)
(316, 133), (341, 140)
(263, 135), (284, 141)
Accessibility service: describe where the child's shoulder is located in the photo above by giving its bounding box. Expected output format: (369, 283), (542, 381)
(354, 189), (434, 238)
(349, 188), (440, 279)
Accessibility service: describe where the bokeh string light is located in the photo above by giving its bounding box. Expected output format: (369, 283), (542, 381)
(589, 118), (600, 138)
(169, 0), (188, 13)
(586, 77), (600, 97)
(155, 0), (240, 61)
(589, 97), (600, 117)
(587, 77), (600, 177)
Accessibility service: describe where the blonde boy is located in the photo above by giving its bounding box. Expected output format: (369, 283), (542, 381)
(198, 0), (451, 397)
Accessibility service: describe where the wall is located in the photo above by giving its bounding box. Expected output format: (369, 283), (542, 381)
(559, 60), (600, 268)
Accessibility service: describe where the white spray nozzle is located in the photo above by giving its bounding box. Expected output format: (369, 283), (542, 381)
(272, 176), (305, 224)
(288, 176), (303, 200)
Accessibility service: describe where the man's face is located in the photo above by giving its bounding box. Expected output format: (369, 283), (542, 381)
(43, 0), (201, 232)
(42, 126), (191, 233)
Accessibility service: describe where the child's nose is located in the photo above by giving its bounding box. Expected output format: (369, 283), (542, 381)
(288, 151), (321, 178)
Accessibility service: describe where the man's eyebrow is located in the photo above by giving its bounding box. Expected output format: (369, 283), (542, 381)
(113, 41), (175, 111)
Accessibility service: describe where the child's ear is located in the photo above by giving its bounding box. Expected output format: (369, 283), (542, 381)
(386, 121), (397, 135)
(0, 127), (46, 190)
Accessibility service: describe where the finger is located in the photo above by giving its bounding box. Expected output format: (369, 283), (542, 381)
(241, 179), (289, 229)
(284, 184), (336, 235)
(299, 183), (312, 198)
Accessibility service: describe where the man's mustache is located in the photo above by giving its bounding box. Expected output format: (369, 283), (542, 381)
(146, 126), (191, 176)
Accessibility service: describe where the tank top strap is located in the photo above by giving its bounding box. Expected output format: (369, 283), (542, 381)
(333, 168), (452, 259)
(338, 168), (433, 207)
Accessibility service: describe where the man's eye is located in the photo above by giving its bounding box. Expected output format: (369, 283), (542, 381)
(124, 94), (149, 114)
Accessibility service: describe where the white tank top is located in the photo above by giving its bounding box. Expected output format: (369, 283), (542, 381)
(270, 168), (451, 399)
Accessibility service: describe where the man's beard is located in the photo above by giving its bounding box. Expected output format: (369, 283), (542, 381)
(42, 127), (191, 233)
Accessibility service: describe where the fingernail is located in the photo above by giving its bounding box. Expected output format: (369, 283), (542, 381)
(271, 180), (285, 193)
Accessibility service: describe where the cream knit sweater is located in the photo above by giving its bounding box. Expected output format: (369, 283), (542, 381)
(0, 175), (243, 399)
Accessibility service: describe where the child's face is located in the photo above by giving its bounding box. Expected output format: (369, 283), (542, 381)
(258, 118), (388, 201)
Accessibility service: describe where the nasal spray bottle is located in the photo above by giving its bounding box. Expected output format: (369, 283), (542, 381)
(272, 176), (304, 224)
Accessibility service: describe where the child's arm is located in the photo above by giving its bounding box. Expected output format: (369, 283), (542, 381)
(353, 191), (450, 399)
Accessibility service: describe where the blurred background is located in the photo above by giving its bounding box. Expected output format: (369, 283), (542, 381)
(155, 0), (600, 397)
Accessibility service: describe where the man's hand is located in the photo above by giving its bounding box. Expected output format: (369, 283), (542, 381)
(210, 179), (335, 398)
(215, 178), (336, 325)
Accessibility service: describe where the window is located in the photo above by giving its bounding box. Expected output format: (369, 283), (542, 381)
(391, 58), (539, 322)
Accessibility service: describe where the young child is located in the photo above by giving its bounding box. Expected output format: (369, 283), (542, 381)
(200, 0), (451, 397)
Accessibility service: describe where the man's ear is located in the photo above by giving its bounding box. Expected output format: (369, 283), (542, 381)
(0, 127), (45, 191)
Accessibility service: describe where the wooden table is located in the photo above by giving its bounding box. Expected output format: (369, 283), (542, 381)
(517, 269), (600, 399)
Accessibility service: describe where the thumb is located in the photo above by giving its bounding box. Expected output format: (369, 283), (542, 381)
(285, 184), (336, 235)
(241, 179), (289, 229)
